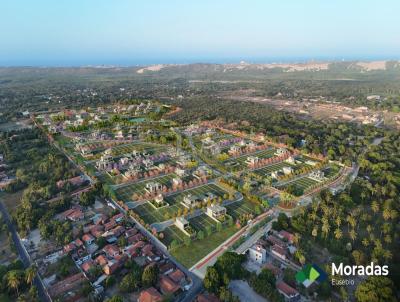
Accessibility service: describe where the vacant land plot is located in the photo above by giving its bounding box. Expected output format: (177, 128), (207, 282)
(171, 225), (238, 268)
(190, 213), (218, 232)
(226, 200), (257, 219)
(111, 142), (166, 157)
(161, 225), (188, 246)
(277, 176), (319, 191)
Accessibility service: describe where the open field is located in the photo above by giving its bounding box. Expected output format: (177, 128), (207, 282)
(161, 225), (188, 246)
(226, 199), (257, 219)
(171, 225), (238, 268)
(276, 176), (319, 192)
(190, 213), (218, 232)
(252, 161), (294, 176)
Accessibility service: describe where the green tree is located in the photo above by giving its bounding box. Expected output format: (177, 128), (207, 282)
(355, 277), (396, 302)
(141, 264), (159, 287)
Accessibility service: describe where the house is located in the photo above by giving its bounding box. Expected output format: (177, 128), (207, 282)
(90, 225), (104, 238)
(182, 194), (198, 208)
(275, 148), (288, 156)
(112, 213), (124, 223)
(81, 260), (95, 273)
(82, 234), (95, 245)
(271, 245), (287, 260)
(276, 281), (300, 302)
(206, 205), (226, 220)
(175, 217), (189, 231)
(104, 220), (117, 231)
(248, 243), (267, 264)
(159, 262), (175, 275)
(125, 228), (138, 238)
(228, 145), (241, 155)
(245, 156), (259, 166)
(159, 275), (180, 296)
(103, 244), (120, 258)
(154, 194), (164, 205)
(266, 235), (287, 249)
(138, 287), (163, 302)
(103, 260), (121, 275)
(145, 182), (162, 194)
(175, 167), (187, 177)
(95, 255), (108, 266)
(196, 293), (220, 302)
(278, 230), (295, 244)
(172, 177), (183, 186)
(62, 208), (84, 222)
(111, 225), (125, 237)
(309, 170), (325, 181)
(168, 269), (186, 287)
(282, 166), (293, 175)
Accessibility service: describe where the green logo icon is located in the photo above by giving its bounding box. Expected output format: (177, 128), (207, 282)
(296, 264), (327, 287)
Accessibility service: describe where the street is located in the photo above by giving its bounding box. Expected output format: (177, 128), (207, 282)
(0, 201), (51, 302)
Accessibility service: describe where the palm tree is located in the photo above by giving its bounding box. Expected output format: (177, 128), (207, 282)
(334, 228), (343, 240)
(349, 229), (357, 242)
(371, 200), (379, 214)
(362, 238), (369, 247)
(321, 221), (330, 239)
(25, 265), (37, 286)
(7, 270), (21, 297)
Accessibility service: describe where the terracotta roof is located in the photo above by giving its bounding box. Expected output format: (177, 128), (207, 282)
(138, 287), (163, 302)
(197, 293), (220, 302)
(82, 234), (94, 242)
(168, 269), (185, 284)
(159, 275), (180, 295)
(159, 262), (175, 275)
(279, 230), (295, 242)
(271, 245), (287, 256)
(103, 244), (120, 257)
(81, 260), (94, 273)
(95, 255), (108, 266)
(276, 281), (299, 297)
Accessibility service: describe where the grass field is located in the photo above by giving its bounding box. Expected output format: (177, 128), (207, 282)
(190, 213), (218, 232)
(161, 225), (188, 246)
(276, 176), (319, 191)
(226, 199), (257, 219)
(170, 225), (238, 268)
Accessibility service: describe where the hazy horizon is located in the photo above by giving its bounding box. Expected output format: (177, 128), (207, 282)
(1, 0), (400, 67)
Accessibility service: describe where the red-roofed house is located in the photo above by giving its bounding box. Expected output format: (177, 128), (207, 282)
(111, 225), (125, 237)
(112, 213), (124, 223)
(138, 287), (163, 302)
(81, 260), (95, 273)
(271, 245), (287, 260)
(103, 260), (120, 275)
(104, 220), (117, 231)
(159, 275), (180, 296)
(196, 293), (220, 302)
(276, 281), (300, 302)
(142, 244), (153, 256)
(90, 225), (104, 238)
(103, 244), (120, 258)
(82, 234), (95, 245)
(95, 255), (108, 266)
(64, 242), (76, 253)
(168, 269), (186, 286)
(125, 228), (138, 238)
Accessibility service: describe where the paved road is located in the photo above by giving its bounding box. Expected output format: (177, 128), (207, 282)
(235, 218), (276, 254)
(0, 202), (51, 302)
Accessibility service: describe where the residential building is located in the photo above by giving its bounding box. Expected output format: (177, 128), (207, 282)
(248, 243), (267, 264)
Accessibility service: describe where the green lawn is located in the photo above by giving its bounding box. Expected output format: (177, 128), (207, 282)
(171, 225), (238, 268)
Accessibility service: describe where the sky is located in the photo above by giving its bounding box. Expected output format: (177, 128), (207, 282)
(1, 0), (400, 66)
